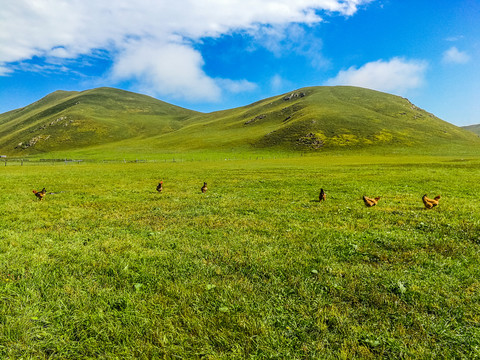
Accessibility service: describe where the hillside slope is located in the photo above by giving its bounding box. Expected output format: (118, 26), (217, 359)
(463, 124), (480, 136)
(0, 87), (198, 154)
(125, 86), (480, 152)
(1, 86), (478, 156)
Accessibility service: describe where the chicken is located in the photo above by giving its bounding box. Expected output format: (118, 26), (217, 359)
(156, 181), (163, 193)
(422, 194), (441, 209)
(363, 195), (380, 207)
(319, 188), (326, 202)
(201, 182), (208, 193)
(33, 187), (47, 200)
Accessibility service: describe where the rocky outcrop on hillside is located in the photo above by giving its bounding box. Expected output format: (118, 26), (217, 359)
(283, 92), (306, 101)
(297, 133), (324, 149)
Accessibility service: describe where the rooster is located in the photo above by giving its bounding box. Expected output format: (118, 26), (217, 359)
(422, 194), (441, 209)
(156, 181), (163, 193)
(201, 182), (208, 193)
(319, 188), (326, 202)
(33, 188), (47, 200)
(363, 195), (380, 207)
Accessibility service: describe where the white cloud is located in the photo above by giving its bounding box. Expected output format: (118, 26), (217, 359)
(442, 46), (470, 64)
(111, 39), (221, 102)
(271, 74), (285, 92)
(325, 57), (427, 95)
(252, 23), (329, 69)
(0, 0), (370, 101)
(217, 79), (258, 94)
(0, 63), (12, 76)
(445, 35), (464, 42)
(270, 74), (294, 93)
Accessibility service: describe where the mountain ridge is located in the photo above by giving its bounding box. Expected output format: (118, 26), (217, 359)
(1, 86), (478, 156)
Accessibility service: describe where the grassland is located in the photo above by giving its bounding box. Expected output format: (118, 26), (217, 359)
(1, 153), (480, 359)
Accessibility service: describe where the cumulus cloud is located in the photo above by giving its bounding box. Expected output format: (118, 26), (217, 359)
(325, 57), (427, 95)
(0, 0), (370, 102)
(442, 46), (471, 64)
(111, 39), (221, 101)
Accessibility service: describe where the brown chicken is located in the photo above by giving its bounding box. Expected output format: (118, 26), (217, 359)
(33, 188), (47, 200)
(201, 182), (208, 193)
(422, 194), (441, 209)
(319, 188), (326, 202)
(363, 195), (380, 207)
(156, 181), (163, 193)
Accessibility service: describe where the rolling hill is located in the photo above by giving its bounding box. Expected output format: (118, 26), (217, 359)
(463, 124), (480, 136)
(1, 86), (479, 157)
(0, 87), (197, 155)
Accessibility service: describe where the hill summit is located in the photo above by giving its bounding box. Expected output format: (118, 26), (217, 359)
(0, 86), (478, 156)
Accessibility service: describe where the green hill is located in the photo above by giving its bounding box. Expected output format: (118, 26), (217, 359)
(0, 87), (197, 155)
(138, 86), (479, 151)
(463, 124), (480, 135)
(1, 86), (478, 157)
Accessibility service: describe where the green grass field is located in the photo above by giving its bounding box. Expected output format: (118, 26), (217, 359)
(1, 154), (480, 358)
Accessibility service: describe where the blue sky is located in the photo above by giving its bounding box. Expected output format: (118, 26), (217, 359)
(0, 0), (479, 126)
